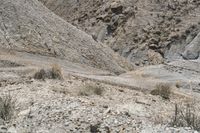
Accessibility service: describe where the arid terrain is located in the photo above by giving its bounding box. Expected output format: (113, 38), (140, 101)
(0, 0), (200, 132)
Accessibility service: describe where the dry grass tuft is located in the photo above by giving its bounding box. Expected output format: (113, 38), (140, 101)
(51, 64), (63, 80)
(78, 83), (104, 96)
(175, 81), (181, 88)
(150, 83), (171, 100)
(170, 103), (200, 131)
(33, 64), (63, 80)
(0, 94), (15, 121)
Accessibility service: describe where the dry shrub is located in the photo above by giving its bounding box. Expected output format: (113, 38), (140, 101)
(33, 69), (46, 80)
(33, 64), (63, 80)
(79, 83), (104, 96)
(0, 94), (15, 121)
(175, 81), (181, 88)
(51, 87), (68, 95)
(170, 103), (200, 131)
(150, 83), (171, 100)
(90, 123), (101, 133)
(51, 64), (63, 80)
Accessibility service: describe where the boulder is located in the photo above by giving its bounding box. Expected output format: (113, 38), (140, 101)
(110, 1), (123, 14)
(182, 32), (200, 60)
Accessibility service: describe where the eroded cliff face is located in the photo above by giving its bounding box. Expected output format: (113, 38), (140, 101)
(0, 0), (133, 74)
(39, 0), (200, 65)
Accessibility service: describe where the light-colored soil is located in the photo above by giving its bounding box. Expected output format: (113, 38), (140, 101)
(1, 0), (200, 132)
(0, 48), (200, 132)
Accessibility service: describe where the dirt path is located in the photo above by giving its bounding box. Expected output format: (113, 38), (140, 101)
(0, 48), (200, 92)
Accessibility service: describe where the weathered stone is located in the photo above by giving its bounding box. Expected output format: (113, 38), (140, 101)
(148, 50), (164, 65)
(110, 2), (123, 14)
(182, 32), (200, 60)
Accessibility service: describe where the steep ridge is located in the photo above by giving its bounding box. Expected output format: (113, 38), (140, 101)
(39, 0), (200, 66)
(0, 0), (132, 74)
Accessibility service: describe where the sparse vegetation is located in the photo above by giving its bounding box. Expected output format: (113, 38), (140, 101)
(175, 81), (181, 88)
(150, 83), (171, 100)
(51, 64), (63, 80)
(51, 87), (68, 95)
(171, 103), (200, 131)
(78, 83), (104, 96)
(33, 69), (46, 80)
(33, 64), (63, 80)
(90, 123), (101, 133)
(0, 94), (15, 121)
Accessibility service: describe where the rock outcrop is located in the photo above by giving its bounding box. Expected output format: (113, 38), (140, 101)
(39, 0), (200, 65)
(182, 32), (200, 60)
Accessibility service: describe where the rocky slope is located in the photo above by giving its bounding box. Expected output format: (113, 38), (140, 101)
(0, 66), (199, 132)
(0, 0), (132, 74)
(0, 0), (200, 133)
(39, 0), (200, 66)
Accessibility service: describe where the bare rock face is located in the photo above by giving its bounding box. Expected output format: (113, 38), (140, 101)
(182, 32), (200, 60)
(0, 0), (132, 74)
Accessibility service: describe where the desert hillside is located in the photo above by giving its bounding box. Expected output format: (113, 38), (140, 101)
(0, 0), (200, 132)
(0, 0), (132, 74)
(39, 0), (200, 65)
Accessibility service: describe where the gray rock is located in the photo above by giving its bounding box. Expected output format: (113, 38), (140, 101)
(7, 126), (17, 133)
(110, 1), (123, 14)
(0, 119), (4, 125)
(0, 125), (7, 132)
(96, 25), (108, 42)
(182, 32), (200, 60)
